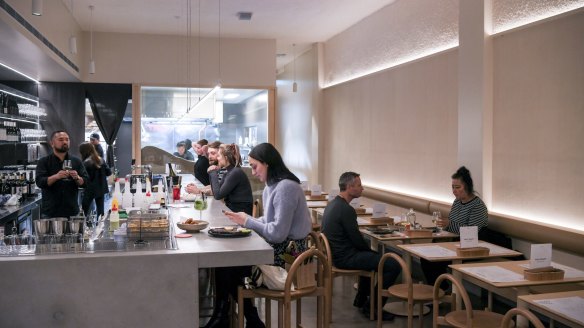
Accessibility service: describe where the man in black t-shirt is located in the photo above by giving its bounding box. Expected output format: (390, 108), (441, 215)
(36, 131), (89, 218)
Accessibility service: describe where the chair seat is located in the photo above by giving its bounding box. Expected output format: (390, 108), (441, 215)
(445, 310), (506, 328)
(388, 283), (444, 302)
(332, 267), (374, 276)
(250, 286), (319, 300)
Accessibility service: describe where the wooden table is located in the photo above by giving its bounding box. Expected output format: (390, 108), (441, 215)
(361, 229), (458, 255)
(518, 290), (584, 328)
(450, 260), (584, 326)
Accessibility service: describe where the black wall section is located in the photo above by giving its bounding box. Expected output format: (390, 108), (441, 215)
(38, 82), (86, 158)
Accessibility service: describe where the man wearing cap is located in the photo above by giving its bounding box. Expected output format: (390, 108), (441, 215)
(89, 132), (105, 160)
(173, 141), (194, 161)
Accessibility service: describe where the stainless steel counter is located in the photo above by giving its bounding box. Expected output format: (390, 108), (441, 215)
(0, 193), (273, 327)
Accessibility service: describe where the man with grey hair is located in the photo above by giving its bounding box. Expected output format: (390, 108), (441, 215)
(321, 171), (400, 321)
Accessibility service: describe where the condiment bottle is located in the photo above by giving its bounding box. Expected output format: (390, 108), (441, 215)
(109, 204), (120, 231)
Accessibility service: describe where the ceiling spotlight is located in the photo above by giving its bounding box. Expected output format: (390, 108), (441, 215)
(32, 0), (43, 16)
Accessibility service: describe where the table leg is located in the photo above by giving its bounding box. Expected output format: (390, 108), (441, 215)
(516, 298), (530, 328)
(452, 270), (462, 310)
(515, 287), (530, 327)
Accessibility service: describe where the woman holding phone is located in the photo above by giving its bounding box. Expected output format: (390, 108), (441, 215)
(203, 143), (262, 328)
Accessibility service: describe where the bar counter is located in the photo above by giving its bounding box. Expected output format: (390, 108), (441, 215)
(0, 196), (274, 327)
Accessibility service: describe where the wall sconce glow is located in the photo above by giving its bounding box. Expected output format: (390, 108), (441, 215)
(323, 41), (459, 89)
(178, 84), (221, 122)
(491, 207), (584, 232)
(492, 1), (584, 35)
(363, 181), (454, 205)
(32, 0), (43, 16)
(0, 62), (40, 83)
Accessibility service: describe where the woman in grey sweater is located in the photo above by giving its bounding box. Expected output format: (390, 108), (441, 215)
(225, 143), (312, 267)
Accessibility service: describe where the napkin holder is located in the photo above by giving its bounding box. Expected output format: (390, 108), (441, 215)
(456, 246), (490, 257)
(524, 266), (564, 281)
(403, 229), (433, 238)
(368, 217), (394, 225)
(354, 207), (367, 215)
(304, 190), (312, 196)
(306, 195), (327, 201)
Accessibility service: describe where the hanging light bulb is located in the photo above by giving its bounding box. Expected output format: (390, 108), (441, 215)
(69, 0), (77, 54)
(89, 5), (95, 74)
(32, 0), (43, 16)
(292, 43), (298, 93)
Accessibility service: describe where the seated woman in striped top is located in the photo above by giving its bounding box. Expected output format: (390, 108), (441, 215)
(422, 166), (488, 288)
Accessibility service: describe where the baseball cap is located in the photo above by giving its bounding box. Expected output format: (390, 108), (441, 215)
(90, 133), (100, 140)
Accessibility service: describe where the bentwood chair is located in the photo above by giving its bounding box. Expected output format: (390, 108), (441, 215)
(319, 232), (376, 322)
(432, 274), (505, 328)
(237, 247), (331, 328)
(500, 308), (544, 328)
(379, 253), (443, 328)
(252, 199), (261, 218)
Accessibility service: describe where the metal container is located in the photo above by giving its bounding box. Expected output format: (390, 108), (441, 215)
(50, 218), (68, 236)
(68, 219), (84, 234)
(33, 219), (50, 235)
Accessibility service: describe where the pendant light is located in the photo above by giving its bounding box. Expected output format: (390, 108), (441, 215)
(88, 5), (95, 74)
(292, 44), (298, 93)
(32, 0), (43, 16)
(68, 0), (77, 54)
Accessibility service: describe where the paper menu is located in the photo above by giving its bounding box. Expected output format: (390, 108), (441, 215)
(534, 296), (584, 324)
(405, 245), (457, 258)
(372, 203), (386, 218)
(459, 226), (479, 248)
(311, 184), (322, 196)
(460, 266), (526, 282)
(300, 181), (309, 191)
(530, 243), (552, 268)
(349, 198), (360, 208)
(328, 188), (339, 201)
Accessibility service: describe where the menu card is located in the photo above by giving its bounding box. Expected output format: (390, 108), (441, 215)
(349, 198), (360, 208)
(530, 243), (552, 268)
(310, 184), (322, 196)
(459, 226), (479, 248)
(300, 181), (309, 191)
(534, 296), (584, 324)
(372, 203), (386, 218)
(328, 188), (339, 201)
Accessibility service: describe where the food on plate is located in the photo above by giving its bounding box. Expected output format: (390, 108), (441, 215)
(184, 218), (195, 224)
(223, 226), (234, 231)
(237, 228), (251, 233)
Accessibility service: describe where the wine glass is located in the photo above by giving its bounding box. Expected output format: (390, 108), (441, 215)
(432, 211), (443, 233)
(175, 164), (181, 174)
(62, 160), (72, 181)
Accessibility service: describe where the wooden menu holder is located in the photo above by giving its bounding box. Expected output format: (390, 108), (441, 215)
(524, 266), (565, 281)
(456, 246), (490, 257)
(403, 229), (433, 238)
(306, 195), (327, 201)
(354, 207), (367, 215)
(368, 217), (394, 225)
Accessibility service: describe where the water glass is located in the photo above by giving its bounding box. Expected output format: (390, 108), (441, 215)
(432, 211), (443, 233)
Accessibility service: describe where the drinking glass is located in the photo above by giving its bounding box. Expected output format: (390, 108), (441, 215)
(174, 164), (181, 174)
(194, 194), (208, 220)
(432, 211), (443, 233)
(62, 160), (72, 181)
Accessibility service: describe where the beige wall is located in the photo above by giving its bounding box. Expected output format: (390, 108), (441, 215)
(491, 11), (584, 229)
(276, 45), (321, 184)
(322, 50), (459, 200)
(82, 32), (276, 87)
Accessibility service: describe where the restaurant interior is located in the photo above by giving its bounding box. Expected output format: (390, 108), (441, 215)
(0, 0), (583, 327)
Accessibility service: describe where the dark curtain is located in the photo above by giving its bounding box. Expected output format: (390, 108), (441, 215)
(85, 83), (131, 169)
(38, 82), (86, 158)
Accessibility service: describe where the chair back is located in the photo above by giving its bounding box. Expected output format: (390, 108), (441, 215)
(317, 233), (334, 268)
(378, 252), (413, 301)
(307, 231), (322, 250)
(252, 199), (261, 218)
(283, 247), (331, 303)
(501, 308), (545, 328)
(432, 274), (473, 328)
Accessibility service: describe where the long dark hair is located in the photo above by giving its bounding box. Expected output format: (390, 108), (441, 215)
(79, 142), (102, 168)
(452, 166), (474, 195)
(249, 143), (299, 186)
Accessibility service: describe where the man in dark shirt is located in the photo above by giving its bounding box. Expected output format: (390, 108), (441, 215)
(89, 132), (105, 160)
(321, 171), (400, 320)
(36, 131), (89, 218)
(193, 139), (210, 185)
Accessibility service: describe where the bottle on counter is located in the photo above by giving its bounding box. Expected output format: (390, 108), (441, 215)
(122, 178), (133, 209)
(109, 204), (120, 231)
(112, 178), (122, 206)
(133, 179), (144, 210)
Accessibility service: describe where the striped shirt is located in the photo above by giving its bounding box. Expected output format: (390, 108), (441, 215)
(447, 196), (488, 235)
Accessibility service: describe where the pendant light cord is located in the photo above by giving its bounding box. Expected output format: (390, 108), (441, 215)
(89, 6), (93, 61)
